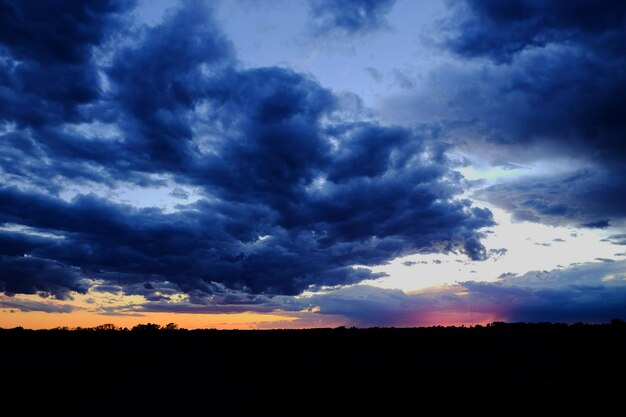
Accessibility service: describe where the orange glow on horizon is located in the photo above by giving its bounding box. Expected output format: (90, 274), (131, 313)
(0, 309), (301, 330)
(0, 308), (506, 330)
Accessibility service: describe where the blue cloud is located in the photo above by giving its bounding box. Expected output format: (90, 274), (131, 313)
(105, 260), (626, 326)
(308, 0), (396, 35)
(109, 1), (233, 167)
(0, 1), (493, 299)
(0, 297), (77, 313)
(0, 0), (133, 127)
(303, 261), (626, 326)
(444, 0), (626, 62)
(421, 0), (626, 227)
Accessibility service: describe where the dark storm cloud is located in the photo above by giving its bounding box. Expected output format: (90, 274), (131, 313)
(0, 0), (147, 192)
(308, 0), (396, 35)
(0, 0), (133, 127)
(582, 220), (610, 229)
(109, 1), (233, 167)
(0, 1), (494, 300)
(444, 0), (626, 62)
(425, 0), (626, 227)
(0, 254), (86, 299)
(0, 0), (132, 64)
(474, 170), (626, 227)
(194, 67), (336, 207)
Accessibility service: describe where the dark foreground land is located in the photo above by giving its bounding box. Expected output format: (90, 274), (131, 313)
(3, 322), (626, 413)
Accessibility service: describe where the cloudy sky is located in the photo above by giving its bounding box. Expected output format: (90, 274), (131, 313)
(1, 0), (626, 329)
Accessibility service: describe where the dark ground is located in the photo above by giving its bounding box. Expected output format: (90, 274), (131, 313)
(2, 322), (626, 413)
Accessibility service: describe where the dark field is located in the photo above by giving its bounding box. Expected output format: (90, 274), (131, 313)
(3, 322), (626, 412)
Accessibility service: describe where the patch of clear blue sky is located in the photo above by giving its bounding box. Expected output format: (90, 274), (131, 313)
(136, 0), (448, 108)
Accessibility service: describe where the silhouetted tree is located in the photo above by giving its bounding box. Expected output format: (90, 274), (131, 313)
(164, 323), (178, 331)
(94, 323), (117, 331)
(132, 323), (161, 332)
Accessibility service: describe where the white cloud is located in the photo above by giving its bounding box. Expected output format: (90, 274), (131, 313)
(365, 205), (624, 291)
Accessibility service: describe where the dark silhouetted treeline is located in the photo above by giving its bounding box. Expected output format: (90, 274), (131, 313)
(2, 321), (626, 413)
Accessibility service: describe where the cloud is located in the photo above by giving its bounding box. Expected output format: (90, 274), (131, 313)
(582, 220), (610, 229)
(0, 255), (86, 300)
(488, 247), (507, 260)
(602, 234), (626, 246)
(0, 0), (133, 127)
(299, 260), (626, 326)
(109, 1), (233, 167)
(391, 69), (415, 90)
(304, 285), (442, 327)
(404, 0), (626, 227)
(0, 228), (87, 299)
(364, 67), (383, 83)
(169, 188), (189, 200)
(10, 251), (626, 327)
(308, 0), (396, 35)
(467, 260), (626, 323)
(0, 296), (77, 313)
(595, 258), (615, 263)
(489, 248), (507, 256)
(0, 1), (494, 299)
(473, 171), (625, 227)
(443, 0), (626, 63)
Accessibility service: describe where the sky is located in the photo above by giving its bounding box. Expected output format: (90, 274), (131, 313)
(1, 0), (626, 329)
